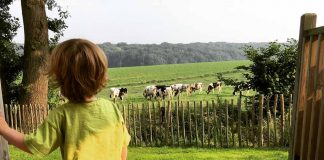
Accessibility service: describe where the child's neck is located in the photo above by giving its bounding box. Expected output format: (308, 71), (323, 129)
(84, 96), (97, 102)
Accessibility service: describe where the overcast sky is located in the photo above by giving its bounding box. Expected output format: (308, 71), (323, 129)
(9, 0), (324, 44)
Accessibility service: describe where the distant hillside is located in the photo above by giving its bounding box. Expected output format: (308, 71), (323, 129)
(98, 42), (267, 68)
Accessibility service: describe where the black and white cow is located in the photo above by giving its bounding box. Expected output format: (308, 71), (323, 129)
(156, 85), (173, 100)
(206, 81), (222, 94)
(233, 83), (252, 96)
(110, 88), (128, 100)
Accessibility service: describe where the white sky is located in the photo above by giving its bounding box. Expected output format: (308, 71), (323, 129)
(9, 0), (324, 44)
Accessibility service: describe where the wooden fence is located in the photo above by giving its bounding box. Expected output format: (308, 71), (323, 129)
(4, 94), (292, 148)
(118, 94), (292, 147)
(3, 104), (49, 134)
(289, 13), (324, 160)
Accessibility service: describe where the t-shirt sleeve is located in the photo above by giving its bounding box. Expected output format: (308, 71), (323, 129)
(122, 123), (131, 147)
(24, 109), (63, 158)
(110, 101), (131, 146)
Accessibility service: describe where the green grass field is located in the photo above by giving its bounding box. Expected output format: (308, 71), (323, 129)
(9, 146), (288, 160)
(9, 60), (288, 159)
(98, 60), (251, 104)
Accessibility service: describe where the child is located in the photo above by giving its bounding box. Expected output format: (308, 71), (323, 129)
(0, 39), (130, 160)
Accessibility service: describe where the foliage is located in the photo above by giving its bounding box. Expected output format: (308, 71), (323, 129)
(45, 0), (69, 47)
(0, 0), (68, 104)
(0, 0), (21, 103)
(99, 42), (266, 68)
(44, 0), (70, 104)
(218, 39), (298, 96)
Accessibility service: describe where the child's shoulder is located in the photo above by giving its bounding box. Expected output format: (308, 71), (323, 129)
(96, 98), (113, 105)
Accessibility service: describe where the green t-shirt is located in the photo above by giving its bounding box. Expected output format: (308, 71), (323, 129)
(24, 98), (130, 160)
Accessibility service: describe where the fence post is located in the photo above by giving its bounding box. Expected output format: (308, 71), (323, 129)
(280, 94), (285, 146)
(213, 100), (218, 147)
(132, 103), (137, 146)
(201, 101), (204, 148)
(176, 101), (180, 146)
(170, 101), (175, 146)
(238, 97), (242, 147)
(18, 104), (22, 133)
(165, 101), (170, 146)
(251, 97), (256, 147)
(188, 101), (192, 146)
(219, 98), (223, 147)
(244, 97), (249, 147)
(274, 94), (278, 146)
(139, 104), (143, 146)
(266, 96), (271, 147)
(194, 101), (198, 147)
(231, 99), (235, 147)
(148, 103), (153, 145)
(290, 13), (317, 160)
(152, 102), (157, 146)
(207, 101), (210, 148)
(258, 95), (264, 147)
(289, 94), (292, 132)
(0, 79), (10, 160)
(225, 99), (229, 147)
(182, 101), (186, 146)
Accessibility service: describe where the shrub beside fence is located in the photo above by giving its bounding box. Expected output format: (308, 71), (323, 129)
(4, 94), (292, 148)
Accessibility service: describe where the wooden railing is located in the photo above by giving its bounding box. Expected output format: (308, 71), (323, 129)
(290, 13), (324, 160)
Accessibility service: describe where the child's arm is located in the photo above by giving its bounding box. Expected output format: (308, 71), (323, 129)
(0, 113), (31, 154)
(121, 146), (128, 160)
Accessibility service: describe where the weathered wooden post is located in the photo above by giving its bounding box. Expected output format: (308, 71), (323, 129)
(258, 95), (264, 147)
(0, 79), (10, 160)
(289, 13), (317, 159)
(238, 97), (242, 147)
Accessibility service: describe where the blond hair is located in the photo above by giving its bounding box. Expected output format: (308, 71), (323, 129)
(48, 39), (108, 102)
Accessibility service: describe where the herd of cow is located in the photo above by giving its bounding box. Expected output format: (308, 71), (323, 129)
(109, 81), (222, 101)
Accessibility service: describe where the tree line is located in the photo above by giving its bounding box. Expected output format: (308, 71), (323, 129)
(99, 42), (267, 68)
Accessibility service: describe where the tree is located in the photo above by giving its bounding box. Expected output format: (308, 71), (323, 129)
(0, 0), (21, 104)
(19, 0), (68, 106)
(19, 0), (50, 106)
(218, 39), (298, 96)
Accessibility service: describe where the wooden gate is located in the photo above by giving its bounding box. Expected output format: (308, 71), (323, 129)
(289, 13), (324, 160)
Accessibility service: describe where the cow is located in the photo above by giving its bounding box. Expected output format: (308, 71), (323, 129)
(171, 84), (193, 96)
(206, 81), (222, 94)
(191, 82), (203, 94)
(143, 85), (157, 100)
(110, 87), (128, 100)
(233, 83), (252, 96)
(156, 85), (173, 100)
(171, 84), (183, 96)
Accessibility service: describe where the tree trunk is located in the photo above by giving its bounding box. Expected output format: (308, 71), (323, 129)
(20, 0), (49, 106)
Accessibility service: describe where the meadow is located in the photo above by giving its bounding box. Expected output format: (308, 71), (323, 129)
(9, 146), (288, 160)
(98, 60), (251, 104)
(8, 60), (291, 159)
